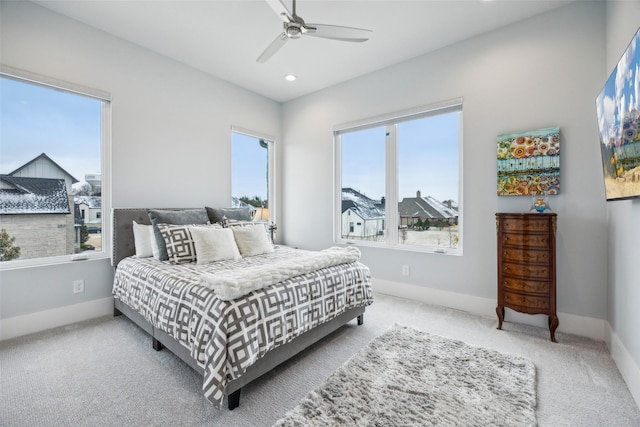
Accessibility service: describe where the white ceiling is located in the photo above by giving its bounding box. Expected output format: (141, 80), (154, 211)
(34, 0), (575, 103)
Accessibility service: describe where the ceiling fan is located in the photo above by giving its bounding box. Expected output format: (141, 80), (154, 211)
(257, 0), (372, 63)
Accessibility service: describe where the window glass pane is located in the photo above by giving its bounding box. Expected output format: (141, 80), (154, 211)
(335, 101), (462, 253)
(340, 126), (386, 241)
(398, 112), (459, 249)
(0, 77), (103, 262)
(231, 132), (270, 215)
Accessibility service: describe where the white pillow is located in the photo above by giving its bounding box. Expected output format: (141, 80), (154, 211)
(189, 227), (241, 264)
(132, 221), (156, 258)
(231, 224), (275, 257)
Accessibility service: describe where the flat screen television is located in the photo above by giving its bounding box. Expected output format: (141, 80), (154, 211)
(595, 26), (640, 201)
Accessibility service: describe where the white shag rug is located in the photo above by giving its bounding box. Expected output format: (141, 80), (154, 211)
(274, 325), (537, 426)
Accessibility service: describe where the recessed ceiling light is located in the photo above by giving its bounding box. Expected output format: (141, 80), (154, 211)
(284, 74), (297, 82)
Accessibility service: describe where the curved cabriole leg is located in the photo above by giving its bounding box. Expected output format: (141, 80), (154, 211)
(228, 389), (241, 410)
(496, 305), (504, 330)
(549, 315), (559, 343)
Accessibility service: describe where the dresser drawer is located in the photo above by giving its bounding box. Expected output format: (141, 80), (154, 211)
(501, 217), (550, 232)
(504, 292), (549, 310)
(502, 277), (550, 294)
(502, 262), (550, 279)
(501, 233), (550, 249)
(502, 247), (550, 263)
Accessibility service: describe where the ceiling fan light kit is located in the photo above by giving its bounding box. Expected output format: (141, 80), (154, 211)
(257, 0), (372, 63)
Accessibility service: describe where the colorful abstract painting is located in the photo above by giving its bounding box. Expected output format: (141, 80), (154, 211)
(497, 127), (560, 196)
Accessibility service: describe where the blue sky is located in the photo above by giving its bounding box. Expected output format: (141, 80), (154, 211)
(1, 77), (102, 181)
(232, 132), (269, 202)
(341, 111), (460, 203)
(596, 28), (639, 144)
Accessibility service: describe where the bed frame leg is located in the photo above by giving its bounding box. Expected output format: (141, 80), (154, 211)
(113, 307), (122, 317)
(152, 338), (163, 351)
(227, 389), (241, 410)
(357, 314), (364, 325)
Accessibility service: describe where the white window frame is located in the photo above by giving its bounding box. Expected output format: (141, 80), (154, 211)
(230, 126), (276, 225)
(334, 97), (463, 255)
(0, 65), (112, 269)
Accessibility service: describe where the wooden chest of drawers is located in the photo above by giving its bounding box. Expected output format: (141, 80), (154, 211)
(496, 212), (558, 342)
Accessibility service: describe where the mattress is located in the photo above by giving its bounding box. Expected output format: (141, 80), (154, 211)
(112, 245), (373, 405)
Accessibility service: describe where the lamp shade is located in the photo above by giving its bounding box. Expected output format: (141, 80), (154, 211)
(253, 207), (269, 221)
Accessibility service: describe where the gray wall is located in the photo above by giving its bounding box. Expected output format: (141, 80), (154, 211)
(0, 1), (281, 325)
(605, 0), (640, 377)
(281, 2), (608, 320)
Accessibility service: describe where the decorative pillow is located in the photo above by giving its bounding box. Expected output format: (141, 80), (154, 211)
(205, 207), (252, 224)
(157, 223), (221, 264)
(231, 224), (275, 257)
(157, 224), (198, 264)
(147, 209), (209, 261)
(132, 221), (155, 258)
(226, 220), (272, 244)
(189, 227), (241, 264)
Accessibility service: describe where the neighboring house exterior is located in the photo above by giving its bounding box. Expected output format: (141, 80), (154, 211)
(231, 197), (257, 217)
(75, 195), (102, 229)
(0, 153), (80, 260)
(398, 190), (458, 227)
(8, 153), (78, 194)
(0, 175), (75, 258)
(341, 188), (458, 241)
(341, 188), (385, 239)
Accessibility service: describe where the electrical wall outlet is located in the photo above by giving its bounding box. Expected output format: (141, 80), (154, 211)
(402, 265), (410, 276)
(73, 279), (85, 293)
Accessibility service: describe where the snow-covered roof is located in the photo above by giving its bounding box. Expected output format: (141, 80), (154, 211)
(341, 188), (384, 220)
(74, 195), (102, 209)
(231, 197), (253, 209)
(398, 194), (458, 220)
(0, 175), (71, 214)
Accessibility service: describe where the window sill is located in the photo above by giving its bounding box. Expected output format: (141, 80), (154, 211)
(340, 239), (462, 256)
(0, 252), (110, 271)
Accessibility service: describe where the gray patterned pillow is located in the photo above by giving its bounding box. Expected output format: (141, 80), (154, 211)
(158, 223), (222, 264)
(147, 208), (210, 261)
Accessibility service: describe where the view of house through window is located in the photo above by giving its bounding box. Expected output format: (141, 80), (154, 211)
(0, 75), (105, 262)
(231, 130), (273, 221)
(336, 102), (462, 253)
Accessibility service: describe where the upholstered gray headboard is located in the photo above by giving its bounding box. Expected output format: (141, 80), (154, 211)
(112, 208), (148, 267)
(112, 208), (193, 268)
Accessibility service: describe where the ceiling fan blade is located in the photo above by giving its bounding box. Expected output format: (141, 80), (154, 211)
(265, 0), (292, 22)
(305, 24), (372, 42)
(257, 33), (289, 63)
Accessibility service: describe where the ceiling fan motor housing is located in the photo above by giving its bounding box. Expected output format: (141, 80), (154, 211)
(285, 22), (303, 39)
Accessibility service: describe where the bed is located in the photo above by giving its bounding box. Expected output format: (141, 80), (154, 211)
(111, 208), (373, 409)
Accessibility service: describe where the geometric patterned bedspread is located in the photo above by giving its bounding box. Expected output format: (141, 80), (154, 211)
(112, 246), (374, 407)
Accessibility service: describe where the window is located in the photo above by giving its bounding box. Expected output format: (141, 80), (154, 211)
(0, 67), (110, 265)
(231, 128), (275, 223)
(335, 99), (462, 254)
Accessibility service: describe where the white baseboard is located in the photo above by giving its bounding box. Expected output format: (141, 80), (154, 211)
(606, 323), (640, 408)
(373, 278), (606, 341)
(0, 297), (114, 341)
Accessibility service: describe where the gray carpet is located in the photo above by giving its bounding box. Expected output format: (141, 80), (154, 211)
(274, 325), (537, 426)
(1, 292), (639, 426)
